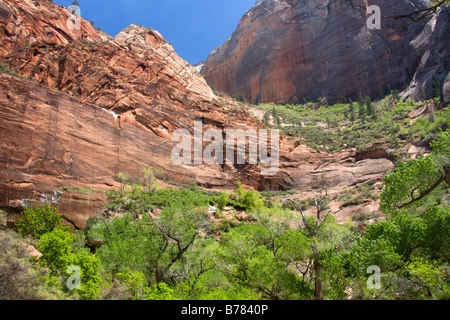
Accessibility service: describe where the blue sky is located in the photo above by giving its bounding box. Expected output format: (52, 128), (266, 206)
(54, 0), (256, 64)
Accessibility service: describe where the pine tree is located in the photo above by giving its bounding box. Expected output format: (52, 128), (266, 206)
(262, 111), (270, 126)
(392, 89), (401, 101)
(348, 98), (355, 122)
(432, 74), (441, 102)
(326, 116), (331, 128)
(276, 115), (282, 127)
(418, 83), (426, 101)
(358, 99), (366, 121)
(366, 97), (376, 118)
(272, 106), (277, 120)
(272, 107), (281, 127)
(358, 92), (365, 108)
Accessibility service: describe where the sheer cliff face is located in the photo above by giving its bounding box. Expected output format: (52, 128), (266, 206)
(0, 0), (398, 226)
(0, 0), (256, 202)
(202, 0), (450, 104)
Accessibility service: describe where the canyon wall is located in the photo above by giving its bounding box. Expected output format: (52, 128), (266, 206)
(202, 0), (450, 104)
(0, 0), (399, 227)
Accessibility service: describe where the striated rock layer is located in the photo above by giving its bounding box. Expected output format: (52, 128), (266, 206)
(202, 0), (450, 104)
(0, 0), (397, 226)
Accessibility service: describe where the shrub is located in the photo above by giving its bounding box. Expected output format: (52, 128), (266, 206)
(233, 182), (264, 212)
(215, 192), (230, 210)
(16, 204), (62, 238)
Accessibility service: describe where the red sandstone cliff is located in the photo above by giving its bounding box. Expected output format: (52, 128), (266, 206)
(202, 0), (450, 104)
(0, 0), (398, 228)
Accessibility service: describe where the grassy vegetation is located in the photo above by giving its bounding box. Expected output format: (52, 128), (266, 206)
(58, 186), (104, 195)
(335, 183), (381, 209)
(257, 94), (449, 153)
(0, 62), (28, 79)
(3, 164), (448, 300)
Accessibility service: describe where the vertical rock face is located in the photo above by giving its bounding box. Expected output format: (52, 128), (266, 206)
(444, 72), (450, 105)
(0, 0), (399, 225)
(0, 0), (259, 203)
(400, 6), (450, 103)
(202, 0), (450, 104)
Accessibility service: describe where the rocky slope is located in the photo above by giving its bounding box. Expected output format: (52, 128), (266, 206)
(0, 0), (399, 228)
(0, 0), (256, 227)
(202, 0), (450, 104)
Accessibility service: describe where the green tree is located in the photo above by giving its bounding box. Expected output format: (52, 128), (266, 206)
(0, 228), (66, 299)
(152, 205), (210, 283)
(146, 282), (177, 300)
(339, 130), (450, 299)
(418, 83), (426, 101)
(324, 203), (450, 300)
(381, 130), (450, 214)
(215, 191), (230, 210)
(284, 188), (353, 300)
(432, 74), (441, 102)
(233, 182), (264, 212)
(352, 206), (450, 299)
(38, 227), (74, 272)
(16, 204), (62, 238)
(90, 214), (155, 277)
(348, 99), (356, 122)
(358, 100), (366, 121)
(366, 97), (376, 119)
(69, 250), (101, 300)
(272, 106), (281, 127)
(212, 224), (309, 300)
(142, 167), (158, 193)
(38, 227), (101, 300)
(94, 203), (210, 286)
(115, 268), (151, 300)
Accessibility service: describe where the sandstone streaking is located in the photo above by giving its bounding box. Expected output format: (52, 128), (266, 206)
(202, 0), (450, 104)
(0, 0), (398, 226)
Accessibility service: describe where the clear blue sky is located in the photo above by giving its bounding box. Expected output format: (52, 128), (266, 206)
(54, 0), (256, 64)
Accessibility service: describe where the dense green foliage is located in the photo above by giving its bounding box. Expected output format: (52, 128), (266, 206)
(16, 204), (62, 238)
(1, 95), (448, 300)
(4, 153), (447, 300)
(381, 130), (450, 214)
(1, 206), (101, 300)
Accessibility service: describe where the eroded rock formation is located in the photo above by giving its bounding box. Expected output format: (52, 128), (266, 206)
(0, 0), (399, 226)
(202, 0), (450, 104)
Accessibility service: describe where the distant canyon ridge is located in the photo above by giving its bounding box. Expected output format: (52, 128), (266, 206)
(201, 0), (450, 105)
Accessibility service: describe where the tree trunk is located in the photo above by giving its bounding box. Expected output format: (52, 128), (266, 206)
(312, 244), (323, 300)
(444, 165), (450, 186)
(314, 262), (323, 300)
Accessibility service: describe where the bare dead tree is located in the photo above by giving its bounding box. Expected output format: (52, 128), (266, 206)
(386, 0), (448, 30)
(285, 186), (360, 300)
(344, 0), (448, 31)
(285, 187), (332, 300)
